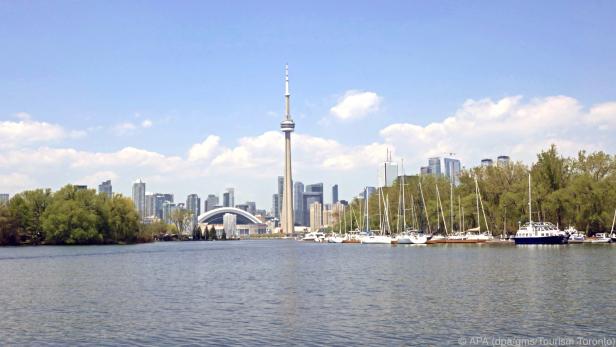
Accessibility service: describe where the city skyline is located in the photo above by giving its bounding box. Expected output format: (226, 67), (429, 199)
(1, 2), (616, 209)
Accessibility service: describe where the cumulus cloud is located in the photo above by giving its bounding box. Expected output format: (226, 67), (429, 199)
(380, 95), (614, 170)
(0, 117), (67, 148)
(112, 122), (137, 135)
(330, 90), (382, 120)
(141, 119), (153, 128)
(188, 135), (222, 162)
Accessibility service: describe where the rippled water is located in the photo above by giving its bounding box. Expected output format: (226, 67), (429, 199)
(1, 241), (615, 346)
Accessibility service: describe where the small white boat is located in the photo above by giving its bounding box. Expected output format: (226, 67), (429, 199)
(396, 230), (428, 244)
(302, 232), (325, 242)
(591, 233), (611, 243)
(327, 234), (344, 243)
(361, 234), (393, 244)
(565, 226), (585, 243)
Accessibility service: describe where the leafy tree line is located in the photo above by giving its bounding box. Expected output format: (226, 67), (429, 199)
(337, 146), (616, 236)
(0, 185), (153, 245)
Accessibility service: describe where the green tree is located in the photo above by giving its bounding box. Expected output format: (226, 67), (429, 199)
(0, 203), (19, 245)
(106, 195), (140, 243)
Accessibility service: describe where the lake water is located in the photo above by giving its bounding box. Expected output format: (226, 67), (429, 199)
(1, 241), (615, 346)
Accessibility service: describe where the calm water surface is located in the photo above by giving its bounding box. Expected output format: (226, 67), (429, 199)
(1, 241), (615, 346)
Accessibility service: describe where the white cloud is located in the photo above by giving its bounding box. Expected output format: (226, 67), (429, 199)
(188, 135), (221, 162)
(0, 118), (66, 148)
(330, 90), (382, 120)
(141, 119), (153, 128)
(380, 95), (614, 169)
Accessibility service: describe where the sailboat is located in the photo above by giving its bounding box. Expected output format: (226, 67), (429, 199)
(361, 187), (393, 244)
(327, 204), (344, 243)
(342, 196), (362, 243)
(394, 160), (427, 244)
(465, 177), (493, 241)
(513, 173), (568, 245)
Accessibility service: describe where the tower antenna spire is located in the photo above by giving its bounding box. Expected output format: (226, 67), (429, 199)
(280, 64), (295, 235)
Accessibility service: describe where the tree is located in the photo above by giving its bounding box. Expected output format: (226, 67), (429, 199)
(106, 195), (140, 243)
(209, 225), (217, 240)
(170, 208), (193, 237)
(0, 204), (19, 245)
(221, 229), (227, 240)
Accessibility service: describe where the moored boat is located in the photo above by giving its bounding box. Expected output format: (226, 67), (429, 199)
(566, 226), (585, 243)
(302, 232), (325, 242)
(591, 233), (611, 243)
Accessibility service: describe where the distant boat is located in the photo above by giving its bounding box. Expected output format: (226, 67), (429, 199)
(393, 160), (427, 245)
(342, 230), (362, 243)
(302, 232), (325, 242)
(513, 174), (567, 245)
(591, 233), (611, 243)
(565, 226), (585, 243)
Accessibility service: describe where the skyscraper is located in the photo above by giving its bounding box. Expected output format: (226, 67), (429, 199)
(186, 194), (201, 228)
(428, 157), (442, 176)
(280, 64), (295, 234)
(246, 201), (256, 215)
(277, 176), (284, 218)
(0, 194), (9, 204)
(332, 184), (339, 204)
(294, 181), (304, 226)
(497, 155), (511, 167)
(132, 179), (146, 219)
(309, 201), (323, 232)
(272, 194), (280, 219)
(98, 180), (112, 197)
(205, 194), (219, 211)
(443, 157), (462, 186)
(223, 188), (235, 208)
(378, 151), (398, 187)
(302, 183), (323, 226)
(481, 158), (494, 167)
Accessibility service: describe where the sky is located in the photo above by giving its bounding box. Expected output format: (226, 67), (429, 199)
(1, 1), (615, 210)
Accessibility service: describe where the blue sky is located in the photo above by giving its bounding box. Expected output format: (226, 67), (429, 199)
(1, 1), (615, 209)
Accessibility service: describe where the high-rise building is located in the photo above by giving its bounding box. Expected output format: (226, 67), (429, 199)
(294, 181), (304, 226)
(186, 194), (201, 228)
(443, 157), (462, 186)
(378, 152), (399, 187)
(481, 158), (494, 167)
(497, 155), (510, 167)
(98, 180), (112, 197)
(235, 203), (249, 212)
(428, 157), (442, 176)
(309, 201), (323, 232)
(332, 184), (339, 204)
(280, 64), (295, 234)
(246, 201), (257, 215)
(302, 183), (324, 226)
(223, 188), (235, 208)
(205, 194), (219, 212)
(162, 201), (176, 224)
(132, 179), (146, 219)
(420, 166), (431, 175)
(145, 193), (155, 217)
(277, 176), (284, 218)
(0, 194), (9, 204)
(272, 194), (280, 219)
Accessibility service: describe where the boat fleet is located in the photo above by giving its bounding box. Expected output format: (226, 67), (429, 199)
(302, 172), (616, 246)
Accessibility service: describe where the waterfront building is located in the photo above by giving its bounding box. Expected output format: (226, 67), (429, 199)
(443, 157), (462, 186)
(378, 151), (398, 187)
(294, 181), (304, 226)
(74, 185), (88, 191)
(145, 194), (155, 217)
(205, 194), (219, 212)
(428, 157), (441, 176)
(186, 194), (201, 229)
(309, 201), (323, 231)
(322, 204), (333, 227)
(280, 64), (295, 234)
(146, 193), (173, 219)
(98, 180), (112, 197)
(332, 184), (339, 204)
(497, 155), (510, 167)
(132, 179), (146, 219)
(0, 193), (9, 204)
(481, 158), (494, 167)
(236, 203), (249, 212)
(198, 207), (267, 237)
(420, 166), (431, 175)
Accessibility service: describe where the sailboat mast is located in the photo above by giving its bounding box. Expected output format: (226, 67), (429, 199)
(458, 195), (462, 233)
(419, 180), (431, 234)
(436, 184), (448, 235)
(411, 194), (418, 230)
(450, 180), (454, 234)
(475, 176), (480, 232)
(528, 173), (533, 224)
(611, 208), (616, 233)
(401, 159), (406, 231)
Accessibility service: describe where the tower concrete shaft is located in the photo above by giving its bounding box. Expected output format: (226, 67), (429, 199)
(280, 64), (295, 234)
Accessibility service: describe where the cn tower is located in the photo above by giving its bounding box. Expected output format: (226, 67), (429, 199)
(280, 64), (295, 234)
